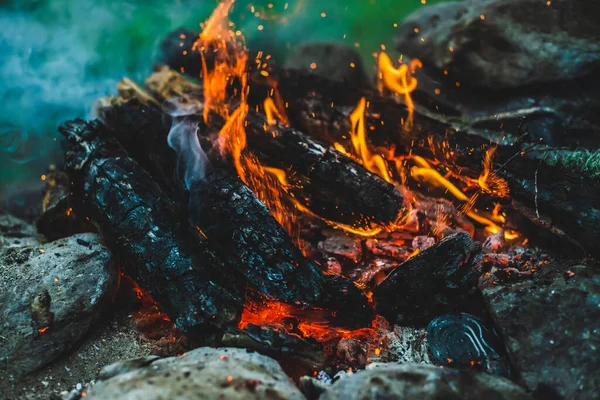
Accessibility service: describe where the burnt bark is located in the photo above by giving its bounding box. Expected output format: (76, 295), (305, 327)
(258, 70), (600, 258)
(97, 98), (373, 320)
(59, 119), (244, 333)
(189, 168), (326, 306)
(373, 232), (484, 326)
(242, 110), (406, 228)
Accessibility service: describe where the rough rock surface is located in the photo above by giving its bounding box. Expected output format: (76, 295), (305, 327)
(318, 230), (363, 263)
(483, 263), (600, 399)
(285, 42), (370, 88)
(320, 363), (531, 400)
(87, 347), (305, 400)
(0, 212), (39, 249)
(395, 0), (600, 89)
(0, 233), (118, 379)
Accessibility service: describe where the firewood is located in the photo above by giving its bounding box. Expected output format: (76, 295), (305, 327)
(59, 119), (244, 333)
(260, 70), (600, 258)
(242, 110), (407, 228)
(140, 68), (407, 229)
(373, 232), (483, 326)
(96, 93), (373, 320)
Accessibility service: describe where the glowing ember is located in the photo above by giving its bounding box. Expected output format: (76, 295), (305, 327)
(240, 295), (376, 343)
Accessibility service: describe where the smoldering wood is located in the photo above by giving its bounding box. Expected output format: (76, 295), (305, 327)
(36, 171), (97, 241)
(98, 99), (328, 307)
(141, 68), (406, 229)
(59, 118), (245, 333)
(373, 232), (483, 326)
(97, 96), (373, 320)
(255, 70), (600, 258)
(242, 110), (407, 228)
(221, 325), (327, 371)
(189, 167), (327, 306)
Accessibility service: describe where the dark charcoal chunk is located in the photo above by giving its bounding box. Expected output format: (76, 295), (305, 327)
(59, 119), (244, 333)
(373, 232), (483, 326)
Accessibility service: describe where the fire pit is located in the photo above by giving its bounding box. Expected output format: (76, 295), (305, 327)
(1, 0), (599, 399)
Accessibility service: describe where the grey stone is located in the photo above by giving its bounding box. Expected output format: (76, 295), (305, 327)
(483, 263), (600, 399)
(320, 363), (531, 400)
(376, 326), (430, 365)
(285, 42), (370, 88)
(87, 347), (305, 400)
(395, 0), (600, 89)
(0, 233), (118, 378)
(0, 212), (39, 249)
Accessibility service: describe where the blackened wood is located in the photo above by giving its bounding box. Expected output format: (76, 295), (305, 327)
(242, 110), (407, 228)
(96, 97), (180, 201)
(221, 325), (326, 371)
(36, 171), (97, 240)
(98, 99), (370, 316)
(373, 232), (483, 326)
(190, 167), (326, 306)
(262, 71), (600, 258)
(140, 67), (406, 229)
(59, 119), (244, 333)
(320, 274), (374, 328)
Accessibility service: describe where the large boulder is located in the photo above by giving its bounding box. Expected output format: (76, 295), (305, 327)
(87, 347), (305, 399)
(483, 263), (600, 398)
(395, 0), (600, 89)
(320, 363), (531, 400)
(0, 233), (118, 379)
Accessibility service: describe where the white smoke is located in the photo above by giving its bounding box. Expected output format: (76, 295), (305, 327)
(167, 117), (212, 189)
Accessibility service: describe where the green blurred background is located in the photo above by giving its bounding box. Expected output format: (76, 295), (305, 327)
(0, 0), (447, 187)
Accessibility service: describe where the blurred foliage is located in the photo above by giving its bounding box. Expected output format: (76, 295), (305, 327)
(0, 0), (447, 186)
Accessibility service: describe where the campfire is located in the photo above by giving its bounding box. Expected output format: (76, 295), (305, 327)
(2, 0), (599, 399)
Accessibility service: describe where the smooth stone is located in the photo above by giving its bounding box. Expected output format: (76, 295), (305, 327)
(426, 313), (509, 376)
(320, 363), (531, 400)
(395, 0), (600, 89)
(87, 347), (305, 400)
(483, 263), (600, 398)
(0, 233), (118, 379)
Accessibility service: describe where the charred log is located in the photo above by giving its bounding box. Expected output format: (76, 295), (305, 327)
(140, 68), (406, 229)
(36, 171), (96, 240)
(189, 167), (326, 306)
(242, 110), (407, 228)
(97, 93), (372, 319)
(373, 232), (483, 326)
(258, 70), (600, 258)
(59, 119), (244, 333)
(221, 324), (326, 371)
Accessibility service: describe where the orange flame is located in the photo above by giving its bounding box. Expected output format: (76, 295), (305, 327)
(347, 97), (393, 183)
(194, 0), (246, 123)
(477, 147), (510, 198)
(264, 96), (289, 126)
(378, 52), (422, 132)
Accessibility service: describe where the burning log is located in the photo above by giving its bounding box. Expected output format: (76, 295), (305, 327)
(242, 110), (406, 228)
(142, 68), (407, 229)
(255, 70), (600, 258)
(188, 167), (326, 306)
(96, 88), (373, 320)
(373, 232), (483, 326)
(58, 119), (244, 333)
